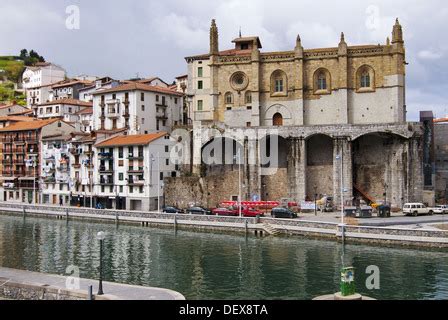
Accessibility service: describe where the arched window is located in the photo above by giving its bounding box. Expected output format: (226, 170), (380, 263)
(225, 92), (233, 104)
(245, 91), (252, 104)
(356, 65), (375, 92)
(360, 70), (370, 88)
(317, 72), (327, 90)
(313, 68), (331, 94)
(273, 113), (283, 126)
(270, 70), (287, 96)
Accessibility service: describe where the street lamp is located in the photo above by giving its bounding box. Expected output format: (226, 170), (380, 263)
(233, 149), (242, 217)
(150, 154), (155, 211)
(335, 154), (344, 240)
(314, 185), (318, 216)
(96, 231), (105, 295)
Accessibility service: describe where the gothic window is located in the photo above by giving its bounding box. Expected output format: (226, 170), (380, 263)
(225, 92), (233, 104)
(245, 91), (252, 104)
(270, 70), (288, 96)
(356, 65), (375, 92)
(313, 68), (331, 94)
(317, 72), (327, 90)
(361, 71), (370, 88)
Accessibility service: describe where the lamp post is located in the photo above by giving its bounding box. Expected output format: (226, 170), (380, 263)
(150, 154), (155, 211)
(157, 152), (160, 213)
(233, 149), (242, 217)
(96, 231), (105, 295)
(335, 154), (344, 241)
(314, 185), (318, 216)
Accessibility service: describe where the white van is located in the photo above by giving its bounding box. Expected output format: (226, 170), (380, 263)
(402, 203), (434, 216)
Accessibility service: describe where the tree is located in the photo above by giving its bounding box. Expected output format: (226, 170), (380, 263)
(19, 49), (28, 59)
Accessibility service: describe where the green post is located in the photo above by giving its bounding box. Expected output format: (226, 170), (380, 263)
(340, 267), (356, 296)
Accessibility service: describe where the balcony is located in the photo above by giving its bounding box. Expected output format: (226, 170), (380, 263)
(156, 111), (168, 119)
(98, 152), (113, 159)
(84, 149), (94, 155)
(99, 166), (114, 173)
(107, 108), (119, 118)
(1, 171), (13, 177)
(106, 98), (120, 105)
(2, 159), (12, 164)
(1, 137), (13, 143)
(2, 182), (15, 189)
(12, 148), (25, 154)
(73, 163), (81, 169)
(69, 148), (82, 155)
(13, 170), (25, 176)
(43, 176), (56, 183)
(128, 154), (144, 160)
(128, 167), (144, 173)
(99, 179), (114, 186)
(128, 180), (144, 186)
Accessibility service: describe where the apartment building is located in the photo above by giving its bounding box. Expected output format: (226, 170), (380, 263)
(92, 82), (183, 135)
(41, 133), (75, 205)
(0, 103), (28, 117)
(49, 79), (93, 101)
(93, 132), (179, 211)
(35, 98), (92, 120)
(78, 77), (121, 102)
(0, 119), (74, 203)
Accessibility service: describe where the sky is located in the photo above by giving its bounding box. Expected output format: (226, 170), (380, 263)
(1, 0), (447, 120)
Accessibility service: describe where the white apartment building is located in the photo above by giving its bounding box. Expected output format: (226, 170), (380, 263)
(72, 107), (93, 133)
(22, 63), (66, 108)
(40, 134), (74, 205)
(22, 63), (66, 90)
(78, 77), (121, 102)
(92, 82), (183, 135)
(67, 133), (95, 207)
(49, 79), (92, 101)
(35, 98), (92, 120)
(93, 132), (179, 211)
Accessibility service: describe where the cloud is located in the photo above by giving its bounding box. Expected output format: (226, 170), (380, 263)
(418, 50), (443, 60)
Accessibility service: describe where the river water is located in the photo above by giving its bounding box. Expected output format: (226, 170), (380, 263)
(0, 214), (447, 300)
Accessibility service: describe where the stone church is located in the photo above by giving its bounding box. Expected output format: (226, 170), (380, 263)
(166, 19), (424, 209)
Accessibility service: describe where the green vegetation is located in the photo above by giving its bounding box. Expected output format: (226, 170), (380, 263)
(0, 56), (25, 83)
(19, 49), (45, 66)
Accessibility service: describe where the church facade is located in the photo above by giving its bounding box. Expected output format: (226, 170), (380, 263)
(173, 19), (423, 209)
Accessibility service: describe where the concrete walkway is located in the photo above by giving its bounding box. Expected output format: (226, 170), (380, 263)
(0, 267), (185, 300)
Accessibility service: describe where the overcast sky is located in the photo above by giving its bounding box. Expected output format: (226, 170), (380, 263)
(1, 0), (447, 120)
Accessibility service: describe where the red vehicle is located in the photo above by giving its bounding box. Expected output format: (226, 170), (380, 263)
(212, 207), (237, 216)
(213, 206), (264, 217)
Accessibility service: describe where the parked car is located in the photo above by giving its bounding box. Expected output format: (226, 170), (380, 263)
(162, 206), (184, 214)
(241, 206), (264, 217)
(186, 206), (212, 215)
(402, 203), (434, 216)
(433, 205), (448, 214)
(212, 207), (237, 216)
(271, 207), (297, 219)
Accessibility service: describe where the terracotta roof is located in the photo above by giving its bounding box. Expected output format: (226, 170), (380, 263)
(95, 132), (167, 147)
(0, 116), (36, 122)
(51, 79), (92, 89)
(175, 74), (188, 79)
(0, 103), (25, 110)
(94, 128), (127, 134)
(0, 118), (58, 132)
(74, 107), (93, 115)
(8, 109), (33, 116)
(38, 98), (93, 107)
(434, 118), (448, 123)
(92, 82), (183, 96)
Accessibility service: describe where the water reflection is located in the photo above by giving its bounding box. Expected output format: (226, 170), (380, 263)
(0, 214), (447, 300)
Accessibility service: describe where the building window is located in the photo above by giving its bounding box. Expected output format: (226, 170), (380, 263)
(119, 147), (123, 158)
(165, 145), (169, 153)
(198, 67), (203, 77)
(275, 79), (283, 92)
(246, 122), (251, 127)
(112, 94), (116, 99)
(270, 70), (287, 96)
(142, 118), (145, 124)
(129, 186), (133, 193)
(317, 72), (327, 90)
(139, 186), (144, 193)
(141, 92), (144, 101)
(174, 98), (178, 104)
(273, 113), (283, 126)
(313, 68), (331, 94)
(245, 91), (252, 104)
(119, 186), (123, 193)
(141, 105), (145, 111)
(166, 159), (169, 166)
(225, 92), (233, 104)
(361, 71), (370, 88)
(160, 172), (163, 180)
(197, 81), (203, 90)
(119, 173), (124, 181)
(162, 96), (165, 105)
(197, 100), (203, 111)
(356, 65), (375, 92)
(156, 95), (159, 102)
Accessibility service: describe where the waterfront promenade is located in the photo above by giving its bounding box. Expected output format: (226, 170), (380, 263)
(0, 202), (447, 248)
(0, 267), (185, 300)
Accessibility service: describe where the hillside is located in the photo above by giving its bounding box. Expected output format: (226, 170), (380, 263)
(0, 56), (26, 105)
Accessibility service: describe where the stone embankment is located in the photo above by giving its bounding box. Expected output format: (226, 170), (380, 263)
(0, 203), (447, 248)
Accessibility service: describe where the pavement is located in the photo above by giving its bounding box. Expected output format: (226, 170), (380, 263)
(0, 267), (185, 300)
(296, 211), (448, 228)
